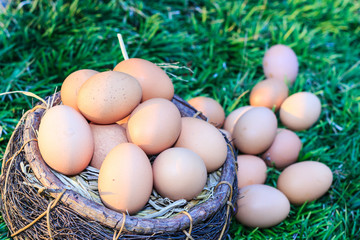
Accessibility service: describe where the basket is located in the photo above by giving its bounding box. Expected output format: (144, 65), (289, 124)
(0, 92), (238, 240)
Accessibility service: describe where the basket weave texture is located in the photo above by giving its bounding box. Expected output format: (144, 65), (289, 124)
(0, 92), (238, 240)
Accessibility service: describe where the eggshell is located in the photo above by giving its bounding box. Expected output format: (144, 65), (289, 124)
(114, 58), (174, 101)
(98, 143), (153, 214)
(175, 117), (227, 172)
(77, 71), (142, 124)
(263, 44), (299, 85)
(249, 78), (289, 111)
(37, 105), (94, 175)
(223, 106), (253, 135)
(89, 123), (128, 169)
(236, 155), (267, 188)
(61, 69), (98, 112)
(232, 107), (277, 154)
(126, 98), (181, 155)
(277, 161), (333, 205)
(187, 96), (225, 128)
(280, 92), (321, 131)
(262, 128), (302, 169)
(236, 184), (290, 228)
(153, 147), (207, 201)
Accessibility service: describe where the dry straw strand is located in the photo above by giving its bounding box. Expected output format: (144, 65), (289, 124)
(214, 181), (234, 240)
(46, 199), (55, 240)
(0, 91), (48, 107)
(180, 211), (194, 240)
(113, 212), (127, 240)
(192, 111), (203, 118)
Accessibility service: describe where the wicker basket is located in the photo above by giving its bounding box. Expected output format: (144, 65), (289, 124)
(0, 92), (238, 240)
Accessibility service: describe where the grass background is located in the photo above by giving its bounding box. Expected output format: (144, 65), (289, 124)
(0, 0), (359, 239)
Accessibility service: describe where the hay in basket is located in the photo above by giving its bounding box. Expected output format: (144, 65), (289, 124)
(0, 91), (238, 240)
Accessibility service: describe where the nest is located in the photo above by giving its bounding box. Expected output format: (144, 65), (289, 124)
(0, 92), (238, 240)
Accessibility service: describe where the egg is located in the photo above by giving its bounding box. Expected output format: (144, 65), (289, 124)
(262, 128), (302, 169)
(113, 58), (174, 101)
(77, 71), (142, 124)
(152, 147), (207, 201)
(236, 155), (267, 188)
(126, 98), (181, 155)
(60, 69), (98, 112)
(89, 123), (128, 169)
(187, 96), (225, 128)
(232, 107), (277, 154)
(280, 92), (321, 131)
(263, 44), (299, 85)
(223, 106), (253, 135)
(37, 105), (94, 175)
(235, 184), (290, 228)
(249, 78), (289, 111)
(175, 117), (227, 172)
(98, 143), (153, 215)
(277, 161), (333, 205)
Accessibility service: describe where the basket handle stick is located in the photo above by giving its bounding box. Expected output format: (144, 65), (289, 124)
(117, 33), (129, 60)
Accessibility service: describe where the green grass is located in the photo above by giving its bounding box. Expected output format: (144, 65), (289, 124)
(1, 0), (359, 239)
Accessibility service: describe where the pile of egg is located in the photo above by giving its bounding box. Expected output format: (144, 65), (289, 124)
(37, 58), (228, 215)
(188, 44), (332, 228)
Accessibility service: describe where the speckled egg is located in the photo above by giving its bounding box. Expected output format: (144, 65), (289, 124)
(77, 71), (142, 124)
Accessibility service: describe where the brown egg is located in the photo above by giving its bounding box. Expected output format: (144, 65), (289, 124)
(61, 69), (98, 112)
(237, 155), (267, 188)
(89, 123), (128, 169)
(280, 92), (321, 131)
(187, 96), (225, 128)
(262, 128), (302, 169)
(232, 107), (277, 154)
(236, 184), (290, 228)
(98, 143), (153, 215)
(277, 161), (333, 205)
(223, 106), (253, 135)
(263, 44), (299, 85)
(152, 147), (207, 201)
(175, 117), (227, 172)
(77, 71), (142, 124)
(38, 105), (94, 176)
(249, 78), (289, 111)
(126, 98), (181, 155)
(114, 58), (174, 101)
